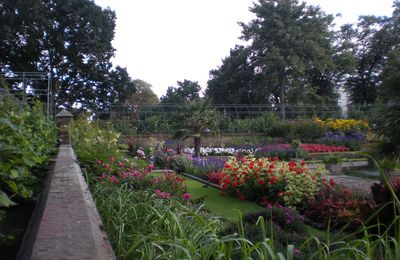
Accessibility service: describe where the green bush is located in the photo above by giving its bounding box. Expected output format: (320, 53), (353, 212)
(0, 96), (57, 207)
(269, 120), (326, 142)
(71, 115), (121, 166)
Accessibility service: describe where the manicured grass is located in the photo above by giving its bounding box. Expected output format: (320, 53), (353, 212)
(184, 177), (263, 221)
(150, 172), (263, 221)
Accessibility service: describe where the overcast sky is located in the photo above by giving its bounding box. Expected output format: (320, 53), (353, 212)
(94, 0), (395, 98)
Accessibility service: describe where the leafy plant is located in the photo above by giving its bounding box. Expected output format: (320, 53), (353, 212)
(323, 155), (343, 164)
(0, 96), (57, 207)
(303, 183), (367, 230)
(71, 115), (120, 166)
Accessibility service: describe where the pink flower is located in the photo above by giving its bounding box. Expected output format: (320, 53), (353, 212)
(96, 160), (102, 165)
(153, 177), (160, 184)
(182, 193), (191, 201)
(154, 189), (171, 199)
(109, 175), (119, 184)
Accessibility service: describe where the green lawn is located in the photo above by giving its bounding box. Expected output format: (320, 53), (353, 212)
(184, 177), (263, 221)
(150, 172), (263, 221)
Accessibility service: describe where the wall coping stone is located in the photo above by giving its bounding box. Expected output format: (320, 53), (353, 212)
(21, 145), (115, 259)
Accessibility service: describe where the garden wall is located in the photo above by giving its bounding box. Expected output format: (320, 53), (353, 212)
(17, 145), (115, 259)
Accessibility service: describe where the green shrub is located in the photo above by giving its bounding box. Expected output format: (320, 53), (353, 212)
(71, 115), (120, 166)
(0, 96), (57, 207)
(269, 120), (326, 142)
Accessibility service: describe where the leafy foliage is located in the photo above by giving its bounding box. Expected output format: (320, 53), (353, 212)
(346, 4), (400, 104)
(0, 94), (57, 207)
(173, 100), (221, 157)
(303, 184), (366, 230)
(160, 79), (201, 104)
(0, 0), (135, 110)
(71, 116), (120, 166)
(207, 0), (340, 111)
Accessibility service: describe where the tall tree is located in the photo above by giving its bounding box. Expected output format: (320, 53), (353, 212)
(206, 45), (266, 104)
(0, 0), (134, 111)
(128, 79), (159, 106)
(237, 0), (337, 118)
(160, 79), (201, 104)
(346, 2), (400, 104)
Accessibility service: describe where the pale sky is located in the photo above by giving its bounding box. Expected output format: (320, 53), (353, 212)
(94, 0), (395, 98)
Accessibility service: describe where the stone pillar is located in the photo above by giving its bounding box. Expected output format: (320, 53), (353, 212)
(56, 110), (73, 145)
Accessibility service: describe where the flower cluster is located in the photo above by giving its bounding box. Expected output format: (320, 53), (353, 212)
(154, 146), (193, 172)
(95, 157), (153, 185)
(191, 157), (227, 172)
(136, 148), (146, 159)
(300, 143), (350, 153)
(319, 131), (365, 151)
(255, 143), (349, 158)
(185, 143), (349, 159)
(219, 157), (327, 209)
(314, 118), (369, 133)
(183, 146), (258, 156)
(95, 157), (191, 201)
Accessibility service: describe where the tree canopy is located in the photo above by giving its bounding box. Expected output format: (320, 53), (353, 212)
(346, 2), (400, 104)
(206, 0), (338, 113)
(160, 79), (201, 104)
(0, 0), (135, 111)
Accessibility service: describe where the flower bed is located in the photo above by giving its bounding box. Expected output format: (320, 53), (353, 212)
(219, 157), (329, 209)
(314, 118), (369, 133)
(183, 143), (350, 158)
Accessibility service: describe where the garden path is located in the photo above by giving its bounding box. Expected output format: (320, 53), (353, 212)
(328, 175), (379, 196)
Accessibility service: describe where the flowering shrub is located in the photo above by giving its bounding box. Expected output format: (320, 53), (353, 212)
(94, 157), (188, 198)
(206, 171), (224, 184)
(314, 118), (369, 133)
(154, 146), (193, 172)
(219, 157), (327, 209)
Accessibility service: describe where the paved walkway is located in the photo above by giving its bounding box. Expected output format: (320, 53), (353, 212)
(328, 175), (380, 195)
(20, 145), (115, 260)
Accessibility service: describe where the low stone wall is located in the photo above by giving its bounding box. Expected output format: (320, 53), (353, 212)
(18, 145), (115, 259)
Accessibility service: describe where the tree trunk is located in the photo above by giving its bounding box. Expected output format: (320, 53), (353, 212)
(194, 136), (201, 157)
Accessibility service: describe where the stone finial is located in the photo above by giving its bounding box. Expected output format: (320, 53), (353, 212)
(56, 109), (73, 145)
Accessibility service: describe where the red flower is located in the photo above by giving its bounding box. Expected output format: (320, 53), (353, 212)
(224, 164), (231, 169)
(238, 194), (246, 200)
(269, 176), (277, 185)
(329, 178), (336, 186)
(232, 181), (238, 188)
(289, 161), (296, 167)
(258, 178), (265, 185)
